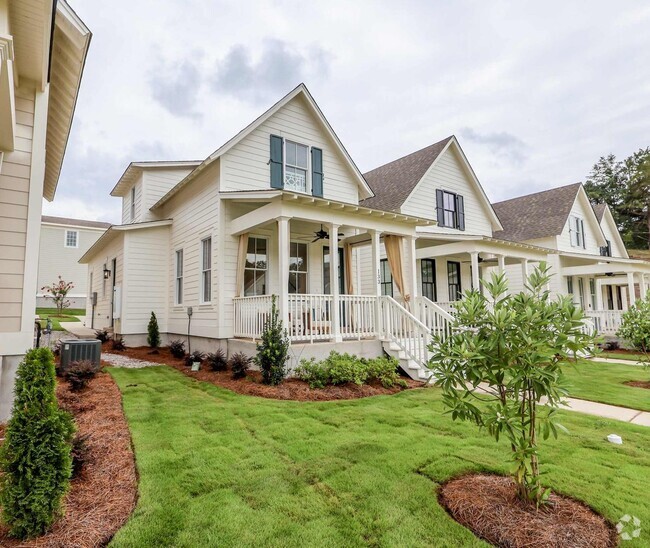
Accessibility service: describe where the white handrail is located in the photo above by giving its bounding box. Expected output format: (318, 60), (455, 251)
(287, 294), (333, 342)
(379, 296), (431, 369)
(413, 296), (454, 340)
(233, 295), (273, 340)
(339, 295), (378, 340)
(584, 310), (624, 335)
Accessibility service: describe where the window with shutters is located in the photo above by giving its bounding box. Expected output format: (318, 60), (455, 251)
(284, 141), (309, 193)
(64, 230), (78, 248)
(175, 250), (183, 305)
(244, 237), (268, 296)
(201, 237), (212, 303)
(447, 261), (462, 301)
(380, 259), (393, 297)
(569, 216), (586, 248)
(270, 135), (323, 197)
(421, 259), (437, 301)
(436, 189), (465, 230)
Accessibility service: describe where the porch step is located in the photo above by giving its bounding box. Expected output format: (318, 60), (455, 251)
(382, 340), (434, 383)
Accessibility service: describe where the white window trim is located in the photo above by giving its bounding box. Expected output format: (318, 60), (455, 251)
(64, 229), (79, 248)
(130, 186), (136, 223)
(175, 249), (184, 306)
(200, 237), (212, 304)
(569, 215), (586, 249)
(283, 139), (311, 195)
(244, 235), (269, 296)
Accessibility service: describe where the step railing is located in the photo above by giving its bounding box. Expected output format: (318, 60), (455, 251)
(413, 296), (454, 340)
(379, 296), (431, 369)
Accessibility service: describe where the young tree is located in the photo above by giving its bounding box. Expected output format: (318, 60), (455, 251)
(429, 264), (596, 506)
(40, 276), (74, 316)
(147, 311), (161, 348)
(0, 348), (75, 539)
(255, 295), (290, 385)
(617, 296), (650, 353)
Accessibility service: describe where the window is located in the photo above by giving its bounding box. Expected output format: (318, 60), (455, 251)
(421, 259), (437, 301)
(589, 278), (597, 309)
(380, 259), (393, 296)
(570, 216), (586, 248)
(323, 247), (344, 294)
(577, 278), (585, 309)
(436, 189), (465, 230)
(130, 187), (136, 222)
(64, 230), (78, 248)
(447, 261), (462, 301)
(289, 242), (308, 294)
(175, 250), (183, 305)
(284, 140), (309, 193)
(566, 276), (574, 296)
(244, 237), (267, 296)
(600, 239), (612, 257)
(201, 237), (212, 303)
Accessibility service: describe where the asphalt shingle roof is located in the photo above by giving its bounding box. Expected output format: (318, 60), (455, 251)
(360, 136), (453, 212)
(491, 183), (582, 243)
(591, 202), (607, 223)
(42, 215), (112, 229)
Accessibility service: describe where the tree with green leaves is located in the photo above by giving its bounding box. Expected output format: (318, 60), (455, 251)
(255, 295), (290, 385)
(429, 264), (597, 506)
(0, 348), (75, 539)
(584, 147), (650, 248)
(147, 311), (160, 348)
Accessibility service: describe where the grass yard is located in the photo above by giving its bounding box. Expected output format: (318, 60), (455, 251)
(599, 351), (647, 362)
(36, 307), (85, 331)
(563, 359), (650, 412)
(108, 366), (650, 547)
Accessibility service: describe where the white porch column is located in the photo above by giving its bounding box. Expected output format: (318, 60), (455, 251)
(627, 272), (636, 307)
(408, 236), (418, 302)
(278, 217), (290, 328)
(470, 251), (480, 291)
(595, 279), (604, 310)
(329, 223), (342, 342)
(369, 230), (382, 337)
(496, 254), (506, 273)
(520, 259), (529, 285)
(639, 273), (647, 300)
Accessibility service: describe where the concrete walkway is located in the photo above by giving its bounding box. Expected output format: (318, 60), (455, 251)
(559, 397), (650, 427)
(589, 356), (645, 367)
(59, 321), (97, 338)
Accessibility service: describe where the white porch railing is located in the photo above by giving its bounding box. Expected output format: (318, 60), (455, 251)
(378, 296), (431, 369)
(339, 295), (378, 340)
(233, 295), (274, 340)
(413, 296), (454, 339)
(434, 301), (458, 315)
(585, 310), (624, 336)
(287, 294), (334, 342)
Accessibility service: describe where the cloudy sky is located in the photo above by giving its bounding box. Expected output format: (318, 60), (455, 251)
(44, 0), (650, 223)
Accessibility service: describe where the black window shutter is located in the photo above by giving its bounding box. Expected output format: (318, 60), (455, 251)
(580, 219), (586, 248)
(270, 135), (284, 189)
(435, 189), (445, 225)
(311, 147), (323, 197)
(456, 194), (465, 230)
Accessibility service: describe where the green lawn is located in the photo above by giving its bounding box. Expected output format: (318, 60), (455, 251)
(108, 366), (650, 547)
(35, 308), (84, 331)
(563, 359), (650, 412)
(599, 351), (647, 362)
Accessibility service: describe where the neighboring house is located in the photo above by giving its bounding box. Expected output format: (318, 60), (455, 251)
(37, 216), (111, 309)
(0, 0), (91, 418)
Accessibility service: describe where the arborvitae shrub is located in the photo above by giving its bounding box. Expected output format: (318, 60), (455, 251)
(255, 295), (290, 385)
(0, 348), (75, 539)
(147, 312), (161, 348)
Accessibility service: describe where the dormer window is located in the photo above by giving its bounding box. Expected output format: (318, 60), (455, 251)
(285, 141), (309, 193)
(569, 216), (585, 249)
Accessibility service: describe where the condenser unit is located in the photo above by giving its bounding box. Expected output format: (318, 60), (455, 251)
(59, 339), (101, 373)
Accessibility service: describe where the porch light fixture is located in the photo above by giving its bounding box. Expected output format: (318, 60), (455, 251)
(103, 266), (111, 279)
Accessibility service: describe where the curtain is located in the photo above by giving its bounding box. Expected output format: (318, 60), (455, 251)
(384, 235), (408, 302)
(344, 243), (354, 295)
(235, 233), (249, 297)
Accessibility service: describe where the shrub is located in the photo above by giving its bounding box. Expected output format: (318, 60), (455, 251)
(169, 339), (185, 359)
(206, 349), (228, 371)
(366, 356), (400, 388)
(229, 352), (252, 379)
(430, 264), (597, 506)
(147, 312), (161, 348)
(327, 352), (368, 385)
(618, 296), (650, 353)
(65, 360), (101, 392)
(95, 329), (110, 343)
(40, 276), (74, 316)
(185, 350), (205, 368)
(295, 358), (330, 389)
(255, 295), (290, 385)
(111, 337), (126, 351)
(71, 433), (91, 478)
(0, 348), (75, 539)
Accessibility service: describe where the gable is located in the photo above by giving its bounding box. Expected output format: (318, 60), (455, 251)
(401, 145), (496, 236)
(220, 93), (364, 204)
(557, 188), (606, 254)
(600, 207), (628, 258)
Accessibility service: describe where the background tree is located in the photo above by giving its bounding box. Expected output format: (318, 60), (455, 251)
(147, 311), (160, 348)
(429, 265), (596, 506)
(584, 147), (650, 248)
(40, 276), (74, 316)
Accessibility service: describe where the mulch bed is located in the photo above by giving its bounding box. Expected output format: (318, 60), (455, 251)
(108, 344), (421, 401)
(0, 372), (137, 547)
(624, 380), (650, 389)
(439, 473), (617, 548)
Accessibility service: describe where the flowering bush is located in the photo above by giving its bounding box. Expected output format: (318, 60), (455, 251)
(41, 276), (74, 316)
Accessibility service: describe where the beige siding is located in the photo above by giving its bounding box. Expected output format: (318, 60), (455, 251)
(600, 213), (627, 258)
(557, 195), (603, 255)
(0, 86), (34, 333)
(85, 236), (124, 331)
(121, 176), (143, 224)
(37, 224), (106, 299)
(221, 94), (360, 204)
(141, 168), (194, 222)
(402, 147), (494, 236)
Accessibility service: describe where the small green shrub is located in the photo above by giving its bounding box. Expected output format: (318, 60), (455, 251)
(169, 340), (185, 359)
(327, 352), (368, 385)
(366, 356), (400, 388)
(229, 352), (252, 379)
(94, 329), (110, 343)
(0, 348), (75, 539)
(255, 295), (290, 385)
(147, 312), (161, 348)
(618, 296), (650, 353)
(64, 360), (101, 392)
(206, 349), (228, 371)
(295, 358), (330, 389)
(185, 351), (205, 368)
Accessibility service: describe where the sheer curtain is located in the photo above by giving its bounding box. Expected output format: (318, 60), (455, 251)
(383, 235), (407, 302)
(235, 233), (249, 297)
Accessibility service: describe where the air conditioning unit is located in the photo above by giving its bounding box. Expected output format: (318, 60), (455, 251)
(59, 339), (101, 373)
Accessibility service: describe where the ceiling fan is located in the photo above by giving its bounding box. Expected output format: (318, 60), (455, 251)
(311, 224), (344, 243)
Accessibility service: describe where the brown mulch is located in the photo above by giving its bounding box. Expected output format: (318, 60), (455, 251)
(624, 380), (650, 389)
(0, 372), (137, 547)
(108, 344), (421, 401)
(439, 474), (617, 548)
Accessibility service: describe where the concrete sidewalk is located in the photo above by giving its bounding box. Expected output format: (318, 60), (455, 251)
(560, 397), (650, 427)
(589, 356), (645, 367)
(59, 322), (97, 338)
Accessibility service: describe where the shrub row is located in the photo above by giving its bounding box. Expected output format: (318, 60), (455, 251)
(295, 351), (404, 389)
